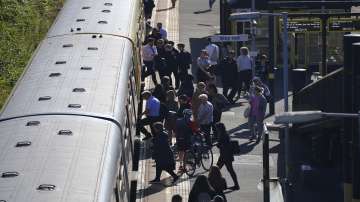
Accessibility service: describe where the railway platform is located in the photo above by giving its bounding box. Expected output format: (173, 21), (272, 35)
(135, 0), (290, 201)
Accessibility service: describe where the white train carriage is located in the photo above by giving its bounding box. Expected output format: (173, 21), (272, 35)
(0, 0), (144, 201)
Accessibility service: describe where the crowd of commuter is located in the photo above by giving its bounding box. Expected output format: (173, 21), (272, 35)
(137, 20), (271, 201)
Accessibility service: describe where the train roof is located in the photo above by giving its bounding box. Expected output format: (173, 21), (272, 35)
(0, 33), (132, 202)
(1, 34), (132, 118)
(0, 115), (122, 202)
(47, 0), (141, 37)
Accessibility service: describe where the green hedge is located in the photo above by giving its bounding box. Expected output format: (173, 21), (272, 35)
(0, 0), (63, 109)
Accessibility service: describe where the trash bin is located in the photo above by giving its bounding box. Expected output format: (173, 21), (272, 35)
(292, 68), (307, 93)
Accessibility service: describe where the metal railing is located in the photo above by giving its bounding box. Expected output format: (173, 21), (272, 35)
(262, 123), (285, 202)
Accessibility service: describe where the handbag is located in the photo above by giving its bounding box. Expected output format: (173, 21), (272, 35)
(243, 106), (250, 118)
(230, 140), (240, 154)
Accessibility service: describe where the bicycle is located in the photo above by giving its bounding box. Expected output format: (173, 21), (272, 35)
(182, 131), (214, 177)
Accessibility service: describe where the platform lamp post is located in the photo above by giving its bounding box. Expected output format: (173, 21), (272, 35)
(275, 110), (360, 202)
(230, 11), (290, 202)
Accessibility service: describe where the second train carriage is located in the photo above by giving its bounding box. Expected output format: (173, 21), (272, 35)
(0, 0), (145, 201)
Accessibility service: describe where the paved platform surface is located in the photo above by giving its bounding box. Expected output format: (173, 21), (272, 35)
(136, 0), (290, 201)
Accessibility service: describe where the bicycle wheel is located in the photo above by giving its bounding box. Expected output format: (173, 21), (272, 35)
(183, 150), (196, 177)
(201, 148), (213, 171)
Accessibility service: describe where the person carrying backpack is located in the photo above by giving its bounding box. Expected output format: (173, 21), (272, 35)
(215, 123), (240, 190)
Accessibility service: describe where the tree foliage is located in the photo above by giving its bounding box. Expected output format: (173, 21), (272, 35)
(0, 0), (63, 108)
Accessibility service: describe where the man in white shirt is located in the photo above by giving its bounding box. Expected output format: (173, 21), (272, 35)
(157, 22), (168, 40)
(205, 38), (219, 66)
(236, 46), (253, 96)
(142, 38), (158, 85)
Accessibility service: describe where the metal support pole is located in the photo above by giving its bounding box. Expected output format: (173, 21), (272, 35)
(220, 0), (225, 34)
(354, 111), (360, 202)
(251, 0), (256, 77)
(282, 12), (289, 112)
(263, 128), (270, 202)
(282, 12), (290, 202)
(237, 22), (243, 55)
(321, 17), (327, 76)
(268, 14), (275, 115)
(352, 42), (360, 202)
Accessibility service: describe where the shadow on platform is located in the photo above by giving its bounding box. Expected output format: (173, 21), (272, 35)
(156, 7), (174, 12)
(193, 9), (211, 14)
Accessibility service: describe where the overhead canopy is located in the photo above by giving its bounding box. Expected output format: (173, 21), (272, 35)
(227, 0), (360, 10)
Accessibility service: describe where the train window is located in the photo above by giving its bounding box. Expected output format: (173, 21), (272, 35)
(15, 141), (31, 147)
(80, 66), (92, 70)
(62, 44), (73, 48)
(2, 172), (19, 178)
(76, 19), (85, 22)
(58, 130), (73, 136)
(26, 121), (40, 126)
(68, 104), (81, 108)
(38, 96), (51, 101)
(104, 3), (113, 6)
(76, 27), (81, 31)
(55, 61), (66, 65)
(73, 88), (86, 92)
(37, 184), (56, 191)
(102, 10), (111, 13)
(82, 6), (90, 9)
(88, 47), (98, 50)
(49, 73), (61, 77)
(98, 21), (108, 24)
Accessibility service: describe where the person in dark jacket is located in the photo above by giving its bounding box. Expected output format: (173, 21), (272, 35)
(208, 166), (227, 202)
(215, 123), (240, 190)
(143, 0), (155, 19)
(255, 54), (270, 84)
(219, 50), (238, 103)
(161, 76), (175, 92)
(177, 43), (192, 83)
(164, 43), (179, 87)
(207, 84), (229, 139)
(177, 74), (194, 98)
(188, 175), (216, 202)
(150, 122), (179, 184)
(177, 94), (191, 118)
(152, 84), (167, 103)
